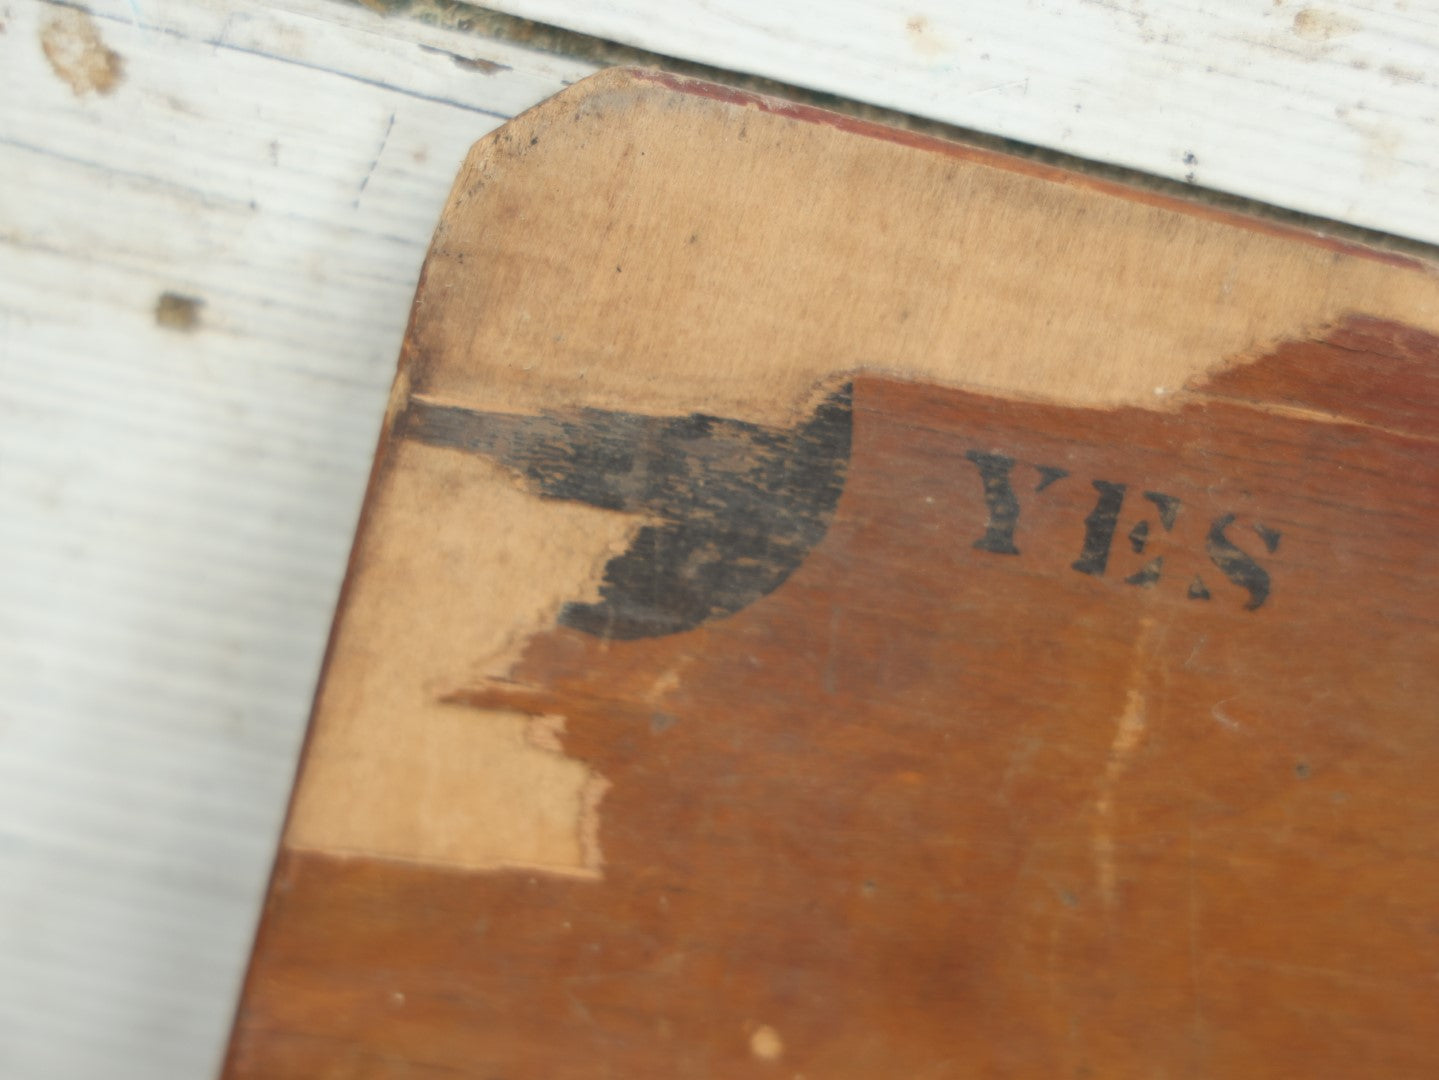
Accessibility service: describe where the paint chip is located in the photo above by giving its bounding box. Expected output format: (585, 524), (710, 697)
(452, 54), (509, 75)
(750, 1025), (784, 1062)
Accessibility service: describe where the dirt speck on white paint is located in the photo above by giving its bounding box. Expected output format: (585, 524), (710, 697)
(155, 292), (204, 332)
(1335, 104), (1403, 179)
(905, 15), (950, 58)
(1381, 63), (1424, 84)
(40, 9), (123, 96)
(1291, 7), (1361, 42)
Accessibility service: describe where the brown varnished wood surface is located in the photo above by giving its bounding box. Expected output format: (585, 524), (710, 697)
(228, 314), (1439, 1078)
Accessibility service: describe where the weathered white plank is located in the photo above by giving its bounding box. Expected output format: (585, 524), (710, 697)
(0, 2), (594, 1076)
(485, 0), (1439, 244)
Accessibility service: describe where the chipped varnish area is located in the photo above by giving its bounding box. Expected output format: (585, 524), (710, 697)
(1193, 314), (1439, 439)
(227, 319), (1439, 1078)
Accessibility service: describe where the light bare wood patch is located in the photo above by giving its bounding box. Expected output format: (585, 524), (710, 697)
(284, 439), (638, 875)
(406, 70), (1438, 431)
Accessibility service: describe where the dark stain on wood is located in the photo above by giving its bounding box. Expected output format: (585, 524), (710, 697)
(400, 385), (852, 638)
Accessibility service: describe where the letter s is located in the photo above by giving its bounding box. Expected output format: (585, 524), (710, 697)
(1206, 513), (1272, 610)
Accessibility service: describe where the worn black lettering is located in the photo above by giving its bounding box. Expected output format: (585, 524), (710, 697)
(1071, 481), (1126, 576)
(1034, 465), (1069, 492)
(1128, 520), (1150, 554)
(1125, 557), (1162, 587)
(964, 451), (1021, 555)
(1254, 523), (1282, 553)
(1207, 513), (1272, 610)
(1187, 575), (1211, 601)
(1144, 492), (1181, 532)
(1123, 492), (1179, 577)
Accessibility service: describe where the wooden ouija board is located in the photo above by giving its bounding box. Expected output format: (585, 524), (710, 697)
(224, 69), (1439, 1078)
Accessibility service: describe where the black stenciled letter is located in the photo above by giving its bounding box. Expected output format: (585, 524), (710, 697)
(1072, 481), (1126, 576)
(964, 451), (1021, 555)
(1206, 513), (1273, 610)
(1122, 491), (1181, 587)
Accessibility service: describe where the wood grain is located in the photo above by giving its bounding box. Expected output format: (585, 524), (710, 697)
(226, 68), (1437, 1076)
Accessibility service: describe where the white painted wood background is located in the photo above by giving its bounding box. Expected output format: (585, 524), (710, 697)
(1, 2), (593, 1076)
(489, 0), (1439, 244)
(0, 0), (1433, 1077)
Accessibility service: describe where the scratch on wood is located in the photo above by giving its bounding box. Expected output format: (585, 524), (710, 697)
(1093, 617), (1158, 909)
(355, 110), (396, 204)
(1210, 699), (1242, 731)
(967, 78), (1030, 98)
(1188, 813), (1203, 1051)
(418, 42), (511, 74)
